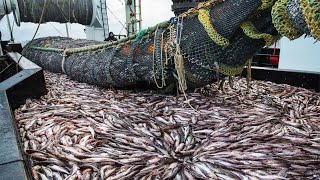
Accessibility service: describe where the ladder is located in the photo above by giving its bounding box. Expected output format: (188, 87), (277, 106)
(99, 0), (109, 39)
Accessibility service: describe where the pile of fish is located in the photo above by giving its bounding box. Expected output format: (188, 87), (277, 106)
(15, 72), (320, 179)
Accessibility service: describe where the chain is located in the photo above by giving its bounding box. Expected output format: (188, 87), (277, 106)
(152, 26), (165, 88)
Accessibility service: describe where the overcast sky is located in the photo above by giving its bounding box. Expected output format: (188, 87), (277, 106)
(0, 0), (174, 43)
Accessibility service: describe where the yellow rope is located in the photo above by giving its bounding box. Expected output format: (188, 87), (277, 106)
(271, 0), (303, 40)
(179, 0), (224, 18)
(300, 0), (320, 41)
(198, 9), (230, 47)
(219, 63), (245, 76)
(240, 21), (275, 46)
(257, 0), (277, 10)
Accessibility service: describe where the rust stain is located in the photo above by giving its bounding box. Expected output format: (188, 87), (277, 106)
(120, 44), (131, 56)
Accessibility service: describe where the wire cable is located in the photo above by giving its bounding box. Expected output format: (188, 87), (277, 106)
(117, 0), (124, 5)
(106, 6), (128, 31)
(49, 22), (66, 37)
(16, 0), (47, 70)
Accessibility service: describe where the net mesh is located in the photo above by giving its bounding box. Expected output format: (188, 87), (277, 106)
(208, 0), (262, 39)
(299, 0), (320, 40)
(287, 0), (310, 34)
(24, 0), (317, 91)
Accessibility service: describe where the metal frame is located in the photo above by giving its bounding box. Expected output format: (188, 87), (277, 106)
(242, 66), (320, 92)
(0, 52), (47, 108)
(0, 0), (21, 25)
(0, 52), (46, 179)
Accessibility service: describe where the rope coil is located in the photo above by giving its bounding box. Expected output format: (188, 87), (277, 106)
(17, 0), (93, 25)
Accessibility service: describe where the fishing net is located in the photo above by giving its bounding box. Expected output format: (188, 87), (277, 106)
(17, 0), (94, 25)
(24, 0), (318, 92)
(299, 0), (320, 40)
(172, 0), (207, 16)
(287, 0), (311, 35)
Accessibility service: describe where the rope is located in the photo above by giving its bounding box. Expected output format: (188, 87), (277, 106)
(257, 0), (277, 10)
(174, 16), (187, 92)
(51, 0), (70, 22)
(18, 0), (91, 25)
(171, 17), (197, 112)
(152, 26), (166, 88)
(198, 9), (230, 47)
(179, 0), (225, 18)
(29, 21), (171, 55)
(48, 22), (66, 37)
(174, 44), (187, 92)
(30, 39), (131, 55)
(240, 21), (275, 46)
(176, 49), (198, 112)
(61, 50), (67, 74)
(29, 46), (64, 53)
(106, 5), (129, 32)
(165, 25), (176, 67)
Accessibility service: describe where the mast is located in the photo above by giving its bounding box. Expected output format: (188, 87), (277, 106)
(125, 0), (141, 36)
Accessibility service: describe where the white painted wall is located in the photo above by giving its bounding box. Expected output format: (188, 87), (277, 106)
(85, 26), (106, 41)
(279, 37), (320, 73)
